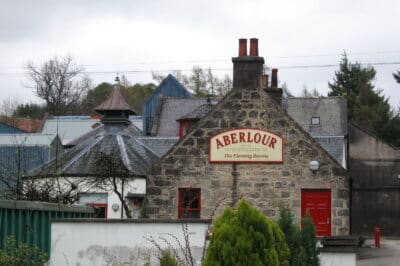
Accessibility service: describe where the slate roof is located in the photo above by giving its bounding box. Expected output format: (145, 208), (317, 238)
(143, 74), (192, 135)
(151, 97), (217, 136)
(314, 136), (345, 168)
(286, 97), (347, 135)
(177, 102), (213, 120)
(29, 124), (159, 177)
(137, 137), (178, 157)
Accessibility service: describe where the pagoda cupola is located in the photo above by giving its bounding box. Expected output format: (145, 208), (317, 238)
(95, 76), (137, 125)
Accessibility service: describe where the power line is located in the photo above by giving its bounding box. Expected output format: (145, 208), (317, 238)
(1, 61), (400, 78)
(1, 49), (400, 70)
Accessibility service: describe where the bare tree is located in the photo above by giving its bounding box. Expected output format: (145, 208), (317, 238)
(0, 96), (20, 118)
(189, 66), (207, 96)
(25, 55), (91, 115)
(88, 151), (134, 218)
(215, 74), (232, 96)
(206, 67), (218, 95)
(21, 176), (79, 204)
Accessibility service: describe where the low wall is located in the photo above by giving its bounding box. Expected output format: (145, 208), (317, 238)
(320, 252), (356, 266)
(50, 219), (210, 266)
(0, 200), (94, 256)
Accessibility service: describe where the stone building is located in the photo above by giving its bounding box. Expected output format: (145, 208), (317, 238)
(146, 39), (349, 236)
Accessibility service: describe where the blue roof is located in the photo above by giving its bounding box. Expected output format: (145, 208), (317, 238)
(0, 122), (27, 134)
(142, 74), (192, 135)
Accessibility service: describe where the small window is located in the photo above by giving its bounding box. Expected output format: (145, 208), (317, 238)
(178, 188), (201, 218)
(88, 203), (108, 218)
(311, 117), (320, 125)
(179, 120), (192, 138)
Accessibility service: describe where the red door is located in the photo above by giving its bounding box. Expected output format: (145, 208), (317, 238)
(301, 190), (331, 236)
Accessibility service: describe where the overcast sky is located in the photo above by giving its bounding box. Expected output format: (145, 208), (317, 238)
(1, 0), (399, 109)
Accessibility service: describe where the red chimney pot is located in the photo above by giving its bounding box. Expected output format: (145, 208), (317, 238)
(239, 38), (247, 57)
(250, 38), (258, 56)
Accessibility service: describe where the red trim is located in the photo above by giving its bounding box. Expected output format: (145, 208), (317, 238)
(208, 128), (284, 163)
(88, 203), (108, 218)
(179, 120), (192, 139)
(178, 188), (201, 219)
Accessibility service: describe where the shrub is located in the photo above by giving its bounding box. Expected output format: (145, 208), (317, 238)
(278, 206), (319, 266)
(301, 212), (319, 266)
(159, 249), (179, 266)
(0, 235), (48, 266)
(203, 199), (290, 266)
(278, 205), (306, 266)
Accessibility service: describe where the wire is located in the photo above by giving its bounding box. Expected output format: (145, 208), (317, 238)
(1, 61), (400, 78)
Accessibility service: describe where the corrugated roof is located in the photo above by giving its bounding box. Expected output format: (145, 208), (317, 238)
(41, 117), (101, 145)
(0, 134), (57, 146)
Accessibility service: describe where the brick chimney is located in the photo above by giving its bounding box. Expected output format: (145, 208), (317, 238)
(232, 38), (264, 89)
(264, 68), (283, 105)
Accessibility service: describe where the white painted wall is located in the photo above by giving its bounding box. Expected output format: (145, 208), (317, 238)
(320, 252), (356, 266)
(50, 221), (209, 266)
(28, 176), (146, 218)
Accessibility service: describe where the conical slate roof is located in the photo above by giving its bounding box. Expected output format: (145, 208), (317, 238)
(29, 123), (159, 177)
(28, 78), (160, 177)
(95, 87), (136, 115)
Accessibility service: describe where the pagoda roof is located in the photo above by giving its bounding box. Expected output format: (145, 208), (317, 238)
(95, 88), (136, 115)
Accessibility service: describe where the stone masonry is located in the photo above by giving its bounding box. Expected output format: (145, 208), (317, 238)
(146, 39), (349, 236)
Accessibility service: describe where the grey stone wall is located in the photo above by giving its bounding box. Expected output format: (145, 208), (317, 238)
(146, 86), (349, 236)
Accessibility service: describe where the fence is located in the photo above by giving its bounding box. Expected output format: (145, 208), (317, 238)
(0, 200), (94, 255)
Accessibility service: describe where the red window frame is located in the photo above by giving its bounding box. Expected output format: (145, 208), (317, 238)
(179, 120), (192, 139)
(88, 203), (108, 218)
(178, 188), (201, 219)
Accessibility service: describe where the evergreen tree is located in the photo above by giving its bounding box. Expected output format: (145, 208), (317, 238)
(278, 205), (307, 266)
(329, 53), (400, 147)
(301, 212), (319, 266)
(203, 199), (289, 266)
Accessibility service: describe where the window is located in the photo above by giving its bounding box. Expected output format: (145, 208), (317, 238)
(178, 188), (201, 218)
(179, 120), (192, 138)
(311, 117), (320, 125)
(88, 203), (108, 218)
(79, 193), (108, 218)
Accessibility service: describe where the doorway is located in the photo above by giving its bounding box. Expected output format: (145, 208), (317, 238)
(301, 189), (331, 236)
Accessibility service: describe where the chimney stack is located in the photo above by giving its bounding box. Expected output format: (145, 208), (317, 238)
(249, 38), (258, 56)
(261, 74), (269, 88)
(232, 38), (264, 89)
(264, 68), (283, 105)
(271, 68), (278, 87)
